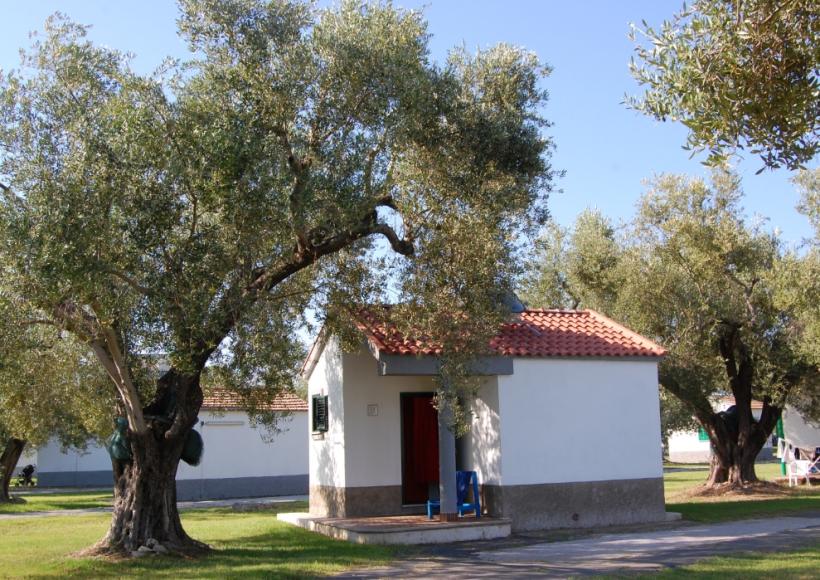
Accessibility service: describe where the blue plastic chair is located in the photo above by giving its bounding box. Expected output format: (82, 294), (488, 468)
(427, 470), (481, 519)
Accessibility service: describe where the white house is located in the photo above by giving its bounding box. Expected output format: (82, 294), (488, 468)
(667, 397), (775, 463)
(302, 308), (668, 531)
(36, 391), (309, 501)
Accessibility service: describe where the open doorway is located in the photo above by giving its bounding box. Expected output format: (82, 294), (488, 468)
(401, 393), (439, 505)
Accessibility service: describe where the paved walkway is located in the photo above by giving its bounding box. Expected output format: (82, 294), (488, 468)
(337, 515), (820, 578)
(0, 494), (307, 520)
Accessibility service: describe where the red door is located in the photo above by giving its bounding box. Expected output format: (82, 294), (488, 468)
(401, 393), (439, 504)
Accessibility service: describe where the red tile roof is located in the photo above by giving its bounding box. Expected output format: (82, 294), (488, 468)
(202, 390), (308, 412)
(357, 309), (666, 358)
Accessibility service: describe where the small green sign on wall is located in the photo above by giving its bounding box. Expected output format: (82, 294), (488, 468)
(698, 427), (709, 441)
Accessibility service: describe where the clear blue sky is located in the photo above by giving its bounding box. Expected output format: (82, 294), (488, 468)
(2, 0), (815, 244)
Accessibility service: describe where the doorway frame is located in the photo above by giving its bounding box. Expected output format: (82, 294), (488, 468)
(399, 391), (438, 506)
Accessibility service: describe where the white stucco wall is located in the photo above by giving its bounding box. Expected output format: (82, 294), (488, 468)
(38, 410), (308, 481)
(308, 336), (347, 488)
(667, 429), (711, 462)
(177, 411), (307, 480)
(37, 439), (111, 472)
(497, 358), (663, 485)
(464, 378), (502, 485)
(341, 347), (437, 488)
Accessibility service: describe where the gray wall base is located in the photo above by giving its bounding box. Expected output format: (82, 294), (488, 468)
(176, 474), (308, 501)
(37, 470), (113, 488)
(483, 477), (667, 531)
(37, 470), (308, 501)
(310, 484), (426, 518)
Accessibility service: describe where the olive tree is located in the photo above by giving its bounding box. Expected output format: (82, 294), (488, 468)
(628, 0), (819, 170)
(523, 172), (819, 487)
(0, 0), (555, 554)
(0, 304), (112, 502)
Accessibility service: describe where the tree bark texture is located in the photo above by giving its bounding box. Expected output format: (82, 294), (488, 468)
(89, 371), (207, 556)
(699, 401), (779, 487)
(0, 438), (26, 502)
(689, 326), (782, 488)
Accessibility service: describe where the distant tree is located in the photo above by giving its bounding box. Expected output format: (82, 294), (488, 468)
(0, 0), (555, 554)
(795, 168), (820, 239)
(0, 311), (112, 502)
(628, 0), (819, 171)
(523, 172), (819, 487)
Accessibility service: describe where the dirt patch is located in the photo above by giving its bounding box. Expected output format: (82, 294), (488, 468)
(668, 481), (801, 503)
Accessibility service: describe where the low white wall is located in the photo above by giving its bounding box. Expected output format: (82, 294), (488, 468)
(38, 410), (308, 483)
(667, 430), (711, 463)
(37, 439), (110, 473)
(177, 411), (307, 480)
(497, 358), (663, 486)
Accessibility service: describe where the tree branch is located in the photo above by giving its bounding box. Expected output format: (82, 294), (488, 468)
(274, 124), (312, 252)
(0, 182), (27, 210)
(102, 267), (154, 296)
(51, 300), (148, 434)
(372, 222), (414, 256)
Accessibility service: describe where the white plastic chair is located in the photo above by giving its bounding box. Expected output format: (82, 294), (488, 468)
(787, 459), (812, 486)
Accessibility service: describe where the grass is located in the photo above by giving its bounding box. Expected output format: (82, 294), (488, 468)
(0, 490), (113, 514)
(670, 492), (820, 523)
(0, 502), (396, 578)
(663, 461), (784, 495)
(645, 543), (820, 579)
(664, 461), (820, 523)
(0, 462), (816, 577)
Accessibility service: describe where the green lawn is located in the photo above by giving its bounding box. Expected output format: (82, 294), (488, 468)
(664, 461), (820, 523)
(646, 543), (820, 579)
(0, 490), (113, 514)
(0, 502), (396, 578)
(0, 464), (817, 578)
(663, 462), (784, 495)
(670, 491), (820, 523)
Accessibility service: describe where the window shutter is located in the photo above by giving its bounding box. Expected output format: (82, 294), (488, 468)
(312, 395), (328, 432)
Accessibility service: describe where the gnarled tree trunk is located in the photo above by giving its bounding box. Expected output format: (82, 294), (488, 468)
(701, 400), (779, 488)
(1, 438), (26, 502)
(705, 433), (766, 486)
(88, 370), (207, 556)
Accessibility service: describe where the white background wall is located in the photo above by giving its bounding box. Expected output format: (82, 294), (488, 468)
(37, 438), (111, 472)
(667, 430), (711, 462)
(177, 410), (307, 480)
(498, 358), (663, 485)
(38, 410), (308, 481)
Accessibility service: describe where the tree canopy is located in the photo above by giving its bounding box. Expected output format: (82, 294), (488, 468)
(628, 0), (819, 171)
(523, 171), (819, 485)
(0, 296), (113, 500)
(0, 0), (556, 553)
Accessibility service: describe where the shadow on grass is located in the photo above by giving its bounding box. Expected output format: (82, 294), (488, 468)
(58, 530), (394, 579)
(25, 504), (394, 579)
